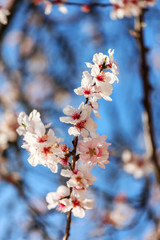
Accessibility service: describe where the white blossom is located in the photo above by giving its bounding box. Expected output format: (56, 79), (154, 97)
(61, 164), (96, 198)
(78, 135), (110, 168)
(46, 185), (70, 212)
(16, 109), (42, 136)
(60, 103), (97, 137)
(70, 194), (94, 218)
(0, 111), (18, 150)
(0, 6), (10, 25)
(122, 150), (154, 178)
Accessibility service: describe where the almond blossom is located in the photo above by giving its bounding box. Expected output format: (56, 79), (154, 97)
(78, 135), (110, 168)
(16, 109), (42, 136)
(74, 71), (98, 102)
(86, 52), (109, 69)
(0, 6), (10, 25)
(69, 194), (94, 218)
(60, 102), (97, 137)
(102, 200), (135, 229)
(86, 49), (119, 80)
(0, 110), (18, 150)
(46, 185), (94, 218)
(59, 102), (90, 125)
(61, 164), (96, 198)
(122, 150), (154, 178)
(46, 185), (70, 212)
(74, 70), (113, 115)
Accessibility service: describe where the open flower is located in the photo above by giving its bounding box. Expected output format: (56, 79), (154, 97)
(78, 135), (110, 168)
(60, 102), (90, 125)
(70, 193), (94, 218)
(122, 150), (154, 178)
(60, 102), (97, 137)
(74, 71), (97, 101)
(46, 185), (70, 212)
(86, 52), (109, 69)
(61, 164), (96, 198)
(16, 109), (42, 136)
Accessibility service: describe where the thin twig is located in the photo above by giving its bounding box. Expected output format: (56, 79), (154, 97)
(50, 1), (112, 7)
(63, 136), (78, 240)
(63, 210), (72, 240)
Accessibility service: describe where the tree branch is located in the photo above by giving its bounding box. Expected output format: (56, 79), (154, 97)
(135, 12), (160, 182)
(63, 136), (78, 240)
(50, 1), (112, 8)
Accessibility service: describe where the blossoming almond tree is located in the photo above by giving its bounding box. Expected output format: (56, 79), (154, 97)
(17, 49), (119, 239)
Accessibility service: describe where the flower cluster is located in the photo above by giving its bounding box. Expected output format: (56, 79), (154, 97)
(17, 50), (118, 218)
(110, 0), (155, 19)
(16, 110), (66, 173)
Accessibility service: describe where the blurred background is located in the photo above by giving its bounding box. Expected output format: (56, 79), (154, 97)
(0, 0), (160, 239)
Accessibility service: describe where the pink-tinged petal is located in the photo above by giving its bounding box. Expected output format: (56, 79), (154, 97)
(67, 179), (75, 188)
(68, 126), (80, 136)
(61, 169), (72, 178)
(57, 185), (70, 197)
(63, 105), (75, 115)
(74, 87), (84, 95)
(85, 118), (97, 136)
(81, 128), (89, 138)
(29, 109), (41, 121)
(97, 162), (106, 169)
(93, 109), (101, 119)
(46, 193), (58, 210)
(83, 198), (94, 209)
(72, 206), (85, 218)
(28, 155), (38, 166)
(47, 162), (58, 173)
(59, 116), (73, 123)
(85, 62), (93, 68)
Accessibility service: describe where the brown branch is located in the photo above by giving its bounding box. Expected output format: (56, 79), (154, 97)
(135, 12), (160, 182)
(50, 1), (112, 7)
(63, 210), (72, 240)
(63, 136), (78, 240)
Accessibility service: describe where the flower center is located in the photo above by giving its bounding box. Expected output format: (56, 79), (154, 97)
(57, 203), (66, 212)
(83, 89), (91, 95)
(106, 62), (112, 69)
(136, 160), (145, 168)
(42, 147), (51, 155)
(75, 120), (86, 130)
(75, 176), (82, 182)
(72, 112), (81, 120)
(60, 157), (68, 165)
(87, 148), (96, 157)
(96, 74), (105, 82)
(38, 135), (48, 143)
(72, 198), (80, 207)
(96, 147), (102, 157)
